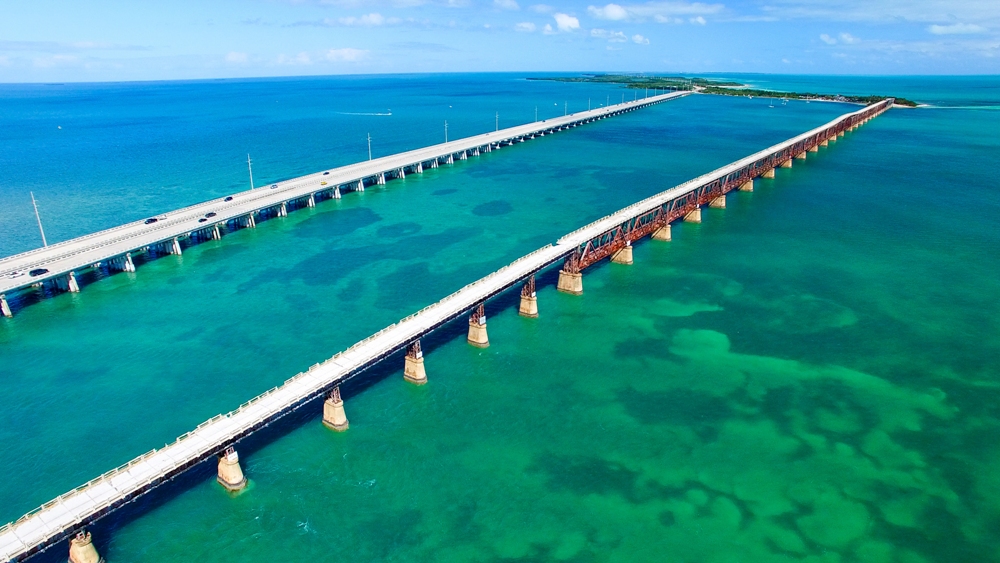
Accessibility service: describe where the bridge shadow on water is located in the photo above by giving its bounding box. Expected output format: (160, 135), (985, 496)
(26, 260), (566, 563)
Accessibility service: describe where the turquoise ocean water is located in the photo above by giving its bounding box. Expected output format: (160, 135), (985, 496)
(1, 74), (998, 562)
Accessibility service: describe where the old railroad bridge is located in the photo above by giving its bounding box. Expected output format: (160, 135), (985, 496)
(0, 98), (893, 563)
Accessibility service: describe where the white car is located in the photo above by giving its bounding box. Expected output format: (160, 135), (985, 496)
(6, 271), (25, 279)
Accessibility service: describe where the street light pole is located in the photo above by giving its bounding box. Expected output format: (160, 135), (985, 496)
(367, 133), (372, 160)
(495, 111), (498, 131)
(247, 154), (254, 190)
(564, 101), (567, 116)
(535, 106), (538, 122)
(444, 120), (448, 143)
(30, 192), (47, 248)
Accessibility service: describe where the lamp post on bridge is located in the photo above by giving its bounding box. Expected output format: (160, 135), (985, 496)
(534, 106), (537, 122)
(367, 133), (372, 160)
(247, 154), (254, 190)
(30, 192), (47, 248)
(495, 111), (498, 131)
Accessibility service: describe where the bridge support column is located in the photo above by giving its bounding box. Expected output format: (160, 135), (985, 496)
(123, 253), (136, 272)
(820, 139), (829, 147)
(838, 131), (845, 138)
(217, 447), (247, 491)
(357, 180), (365, 192)
(397, 169), (404, 180)
(652, 224), (672, 241)
(212, 224), (223, 240)
(170, 237), (183, 255)
(780, 159), (793, 168)
(519, 275), (538, 318)
(68, 530), (103, 563)
(378, 173), (387, 184)
(1, 294), (12, 318)
(808, 145), (819, 153)
(334, 187), (342, 199)
(459, 151), (468, 160)
(246, 214), (256, 229)
(416, 163), (423, 173)
(739, 180), (754, 192)
(279, 202), (287, 217)
(611, 241), (633, 265)
(403, 341), (427, 385)
(762, 168), (775, 178)
(323, 387), (350, 430)
(473, 148), (480, 156)
(447, 155), (454, 164)
(67, 271), (81, 293)
(684, 208), (702, 223)
(430, 160), (438, 169)
(307, 194), (316, 208)
(795, 152), (807, 160)
(709, 195), (726, 209)
(467, 304), (489, 348)
(557, 272), (583, 295)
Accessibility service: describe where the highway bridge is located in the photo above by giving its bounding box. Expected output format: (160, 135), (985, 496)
(0, 91), (687, 318)
(0, 98), (892, 562)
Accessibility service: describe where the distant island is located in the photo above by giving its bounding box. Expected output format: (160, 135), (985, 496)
(528, 74), (919, 108)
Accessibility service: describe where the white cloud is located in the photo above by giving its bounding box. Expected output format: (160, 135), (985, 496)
(553, 13), (581, 31)
(515, 21), (536, 31)
(591, 28), (627, 41)
(543, 23), (555, 33)
(690, 15), (706, 24)
(276, 52), (312, 65)
(588, 1), (723, 23)
(820, 33), (837, 44)
(632, 33), (650, 43)
(588, 3), (629, 20)
(494, 0), (520, 10)
(839, 32), (860, 43)
(325, 48), (368, 61)
(928, 23), (986, 35)
(782, 58), (791, 63)
(225, 51), (249, 63)
(530, 3), (554, 12)
(338, 13), (387, 26)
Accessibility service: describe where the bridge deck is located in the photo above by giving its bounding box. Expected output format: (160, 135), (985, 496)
(0, 98), (892, 562)
(0, 92), (686, 299)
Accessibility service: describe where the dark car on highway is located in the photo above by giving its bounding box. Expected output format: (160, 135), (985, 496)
(206, 212), (217, 218)
(224, 196), (233, 202)
(144, 218), (158, 224)
(29, 268), (49, 277)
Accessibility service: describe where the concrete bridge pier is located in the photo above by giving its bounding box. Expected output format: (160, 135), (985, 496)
(67, 271), (81, 293)
(212, 224), (223, 240)
(307, 194), (316, 208)
(1, 294), (12, 318)
(611, 240), (634, 265)
(467, 304), (489, 348)
(808, 145), (819, 153)
(68, 530), (103, 563)
(403, 341), (427, 385)
(739, 180), (754, 192)
(334, 186), (342, 199)
(485, 144), (492, 153)
(378, 173), (387, 184)
(123, 253), (136, 272)
(557, 255), (583, 295)
(245, 214), (257, 229)
(460, 151), (468, 160)
(217, 447), (247, 491)
(684, 207), (702, 223)
(652, 224), (672, 241)
(838, 131), (845, 138)
(762, 168), (776, 178)
(820, 139), (829, 147)
(780, 159), (793, 168)
(519, 275), (538, 318)
(357, 180), (365, 192)
(447, 155), (454, 164)
(323, 386), (350, 430)
(416, 163), (423, 173)
(430, 160), (438, 169)
(279, 202), (288, 217)
(473, 147), (480, 156)
(396, 169), (404, 181)
(170, 237), (183, 255)
(710, 195), (726, 209)
(795, 152), (807, 160)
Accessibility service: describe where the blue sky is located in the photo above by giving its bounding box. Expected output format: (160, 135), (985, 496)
(1, 0), (998, 82)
